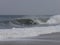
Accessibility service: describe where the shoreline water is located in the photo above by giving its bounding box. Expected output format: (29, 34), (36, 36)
(0, 32), (60, 45)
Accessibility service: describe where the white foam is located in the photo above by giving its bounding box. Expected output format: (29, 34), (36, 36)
(0, 25), (60, 40)
(34, 19), (46, 24)
(47, 15), (60, 24)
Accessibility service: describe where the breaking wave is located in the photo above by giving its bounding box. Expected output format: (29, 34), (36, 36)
(0, 15), (60, 28)
(9, 15), (60, 25)
(0, 15), (60, 40)
(47, 15), (60, 24)
(0, 17), (49, 28)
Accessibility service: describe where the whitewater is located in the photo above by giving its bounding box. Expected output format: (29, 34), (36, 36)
(0, 15), (60, 40)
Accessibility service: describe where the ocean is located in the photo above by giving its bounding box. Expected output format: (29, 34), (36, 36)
(0, 15), (60, 41)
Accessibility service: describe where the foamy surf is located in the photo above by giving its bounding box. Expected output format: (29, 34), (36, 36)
(0, 25), (60, 40)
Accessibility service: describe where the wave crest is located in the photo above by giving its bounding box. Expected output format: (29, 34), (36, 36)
(47, 15), (60, 24)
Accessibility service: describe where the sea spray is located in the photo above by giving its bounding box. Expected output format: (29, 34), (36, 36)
(47, 15), (60, 24)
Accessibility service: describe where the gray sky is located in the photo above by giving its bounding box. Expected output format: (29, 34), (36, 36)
(0, 0), (60, 15)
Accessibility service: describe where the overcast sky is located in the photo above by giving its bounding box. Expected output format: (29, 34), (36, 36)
(0, 0), (60, 15)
